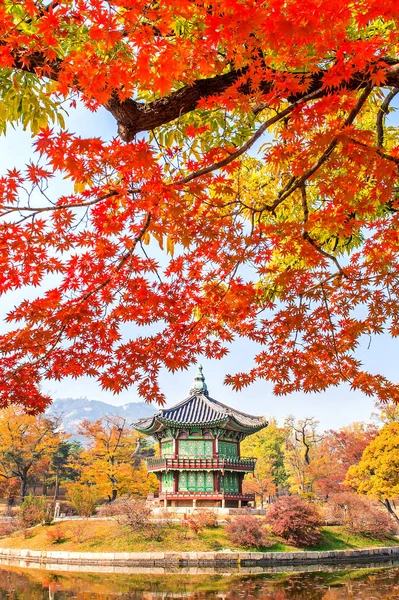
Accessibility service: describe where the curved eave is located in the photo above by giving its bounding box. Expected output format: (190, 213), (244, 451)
(132, 417), (164, 435)
(133, 415), (268, 435)
(224, 416), (268, 435)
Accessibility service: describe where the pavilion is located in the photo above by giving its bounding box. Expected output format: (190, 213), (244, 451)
(133, 366), (268, 508)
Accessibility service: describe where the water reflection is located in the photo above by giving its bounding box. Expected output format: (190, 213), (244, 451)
(1, 564), (399, 599)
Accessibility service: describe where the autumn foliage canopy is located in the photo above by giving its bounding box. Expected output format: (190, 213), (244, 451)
(2, 0), (399, 410)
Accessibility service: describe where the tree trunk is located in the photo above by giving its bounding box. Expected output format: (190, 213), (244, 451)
(381, 498), (399, 523)
(5, 495), (15, 517)
(20, 477), (28, 502)
(53, 473), (60, 501)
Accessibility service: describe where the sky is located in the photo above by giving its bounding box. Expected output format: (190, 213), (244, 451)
(1, 102), (398, 432)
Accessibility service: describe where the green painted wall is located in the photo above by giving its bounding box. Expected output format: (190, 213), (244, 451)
(178, 439), (213, 457)
(178, 471), (214, 492)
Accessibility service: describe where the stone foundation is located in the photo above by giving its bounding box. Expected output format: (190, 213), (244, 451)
(0, 546), (399, 571)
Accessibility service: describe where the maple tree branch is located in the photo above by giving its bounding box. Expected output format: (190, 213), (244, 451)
(0, 190), (121, 220)
(377, 88), (399, 148)
(79, 211), (152, 304)
(347, 137), (399, 165)
(278, 83), (374, 203)
(175, 87), (324, 186)
(6, 35), (399, 142)
(12, 212), (152, 374)
(301, 185), (345, 275)
(107, 61), (399, 141)
(320, 284), (347, 381)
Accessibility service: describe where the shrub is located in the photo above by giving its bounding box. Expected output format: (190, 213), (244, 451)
(66, 484), (99, 517)
(158, 508), (174, 528)
(46, 525), (66, 544)
(68, 522), (92, 544)
(20, 527), (35, 540)
(100, 496), (151, 530)
(226, 514), (271, 548)
(145, 522), (164, 541)
(182, 509), (219, 535)
(20, 495), (54, 527)
(196, 509), (218, 528)
(0, 520), (15, 537)
(265, 496), (322, 547)
(326, 492), (397, 538)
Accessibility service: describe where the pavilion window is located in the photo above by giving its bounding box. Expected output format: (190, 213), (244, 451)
(162, 472), (174, 491)
(219, 441), (238, 458)
(221, 472), (239, 493)
(205, 472), (214, 491)
(178, 470), (214, 492)
(179, 439), (212, 457)
(161, 440), (174, 456)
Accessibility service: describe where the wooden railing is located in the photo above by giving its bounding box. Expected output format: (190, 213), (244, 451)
(147, 456), (256, 472)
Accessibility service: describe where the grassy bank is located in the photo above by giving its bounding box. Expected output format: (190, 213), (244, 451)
(0, 520), (397, 553)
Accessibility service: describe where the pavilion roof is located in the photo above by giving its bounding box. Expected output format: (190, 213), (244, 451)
(132, 367), (267, 435)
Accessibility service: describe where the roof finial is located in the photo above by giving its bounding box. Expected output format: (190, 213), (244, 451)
(190, 364), (209, 396)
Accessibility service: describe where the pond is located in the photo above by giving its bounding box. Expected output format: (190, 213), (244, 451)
(2, 563), (399, 599)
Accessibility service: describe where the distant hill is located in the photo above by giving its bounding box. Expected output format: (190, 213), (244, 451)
(46, 397), (157, 436)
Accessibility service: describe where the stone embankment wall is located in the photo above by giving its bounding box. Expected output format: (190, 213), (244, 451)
(0, 546), (399, 569)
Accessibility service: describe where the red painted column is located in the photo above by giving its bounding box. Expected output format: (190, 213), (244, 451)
(174, 471), (179, 493)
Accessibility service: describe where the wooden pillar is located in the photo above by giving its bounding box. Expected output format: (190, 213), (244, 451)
(174, 471), (179, 493)
(214, 472), (219, 493)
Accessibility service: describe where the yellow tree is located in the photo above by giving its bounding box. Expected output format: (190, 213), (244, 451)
(0, 408), (66, 500)
(346, 422), (399, 522)
(77, 415), (157, 501)
(241, 419), (288, 506)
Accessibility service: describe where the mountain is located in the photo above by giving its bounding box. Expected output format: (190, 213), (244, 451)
(46, 397), (157, 436)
